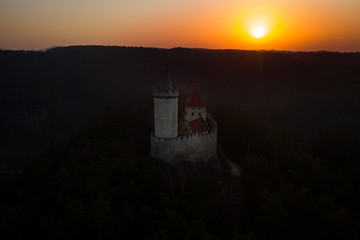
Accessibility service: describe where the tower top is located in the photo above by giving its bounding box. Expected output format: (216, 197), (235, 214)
(163, 69), (173, 90)
(153, 70), (179, 98)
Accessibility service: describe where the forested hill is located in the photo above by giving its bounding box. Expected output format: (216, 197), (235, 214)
(1, 46), (360, 239)
(1, 46), (360, 168)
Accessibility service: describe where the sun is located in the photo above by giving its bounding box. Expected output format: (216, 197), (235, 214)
(236, 5), (282, 43)
(251, 25), (267, 39)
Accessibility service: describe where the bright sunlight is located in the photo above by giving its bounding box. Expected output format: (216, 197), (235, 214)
(251, 25), (267, 39)
(235, 5), (283, 45)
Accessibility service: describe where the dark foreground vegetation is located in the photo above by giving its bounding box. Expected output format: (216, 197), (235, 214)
(0, 46), (360, 239)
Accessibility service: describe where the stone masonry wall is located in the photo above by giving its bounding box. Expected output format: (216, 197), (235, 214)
(150, 131), (217, 162)
(151, 115), (217, 162)
(154, 97), (178, 138)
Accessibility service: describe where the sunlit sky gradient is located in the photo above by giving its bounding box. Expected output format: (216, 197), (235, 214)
(1, 0), (360, 51)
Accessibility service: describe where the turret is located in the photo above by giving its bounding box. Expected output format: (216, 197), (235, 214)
(184, 89), (206, 122)
(153, 70), (179, 138)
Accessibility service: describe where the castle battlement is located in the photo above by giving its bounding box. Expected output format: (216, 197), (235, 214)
(152, 87), (179, 98)
(151, 129), (217, 143)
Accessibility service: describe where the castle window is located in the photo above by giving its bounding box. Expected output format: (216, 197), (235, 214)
(185, 111), (187, 116)
(198, 112), (201, 116)
(185, 127), (188, 132)
(191, 112), (194, 116)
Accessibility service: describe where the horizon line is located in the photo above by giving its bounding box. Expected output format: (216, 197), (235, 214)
(1, 45), (359, 54)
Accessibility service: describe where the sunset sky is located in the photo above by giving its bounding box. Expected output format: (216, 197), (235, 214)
(1, 0), (360, 51)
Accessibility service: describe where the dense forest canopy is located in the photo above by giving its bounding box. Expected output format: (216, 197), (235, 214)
(0, 46), (359, 168)
(0, 46), (360, 239)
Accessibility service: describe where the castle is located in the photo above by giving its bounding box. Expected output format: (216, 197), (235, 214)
(150, 72), (217, 162)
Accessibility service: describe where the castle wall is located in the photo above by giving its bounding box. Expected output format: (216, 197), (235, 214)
(154, 97), (178, 138)
(150, 131), (217, 162)
(151, 115), (217, 162)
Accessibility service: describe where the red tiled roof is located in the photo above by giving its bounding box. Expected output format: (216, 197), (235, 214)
(186, 89), (206, 108)
(189, 118), (206, 133)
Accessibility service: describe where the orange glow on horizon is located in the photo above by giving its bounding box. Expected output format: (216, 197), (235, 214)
(0, 0), (359, 51)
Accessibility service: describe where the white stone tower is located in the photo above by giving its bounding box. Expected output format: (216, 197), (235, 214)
(152, 70), (179, 138)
